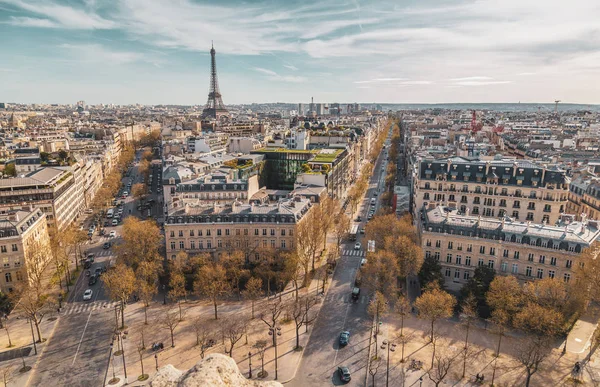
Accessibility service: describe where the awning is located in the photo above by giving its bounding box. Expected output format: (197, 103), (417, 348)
(425, 169), (433, 174)
(531, 177), (540, 182)
(476, 173), (484, 178)
(502, 174), (511, 179)
(463, 172), (471, 177)
(516, 176), (525, 180)
(450, 171), (458, 176)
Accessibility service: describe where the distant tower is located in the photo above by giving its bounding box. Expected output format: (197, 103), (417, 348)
(201, 43), (229, 120)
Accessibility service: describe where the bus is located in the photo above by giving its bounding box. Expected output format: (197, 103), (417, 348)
(349, 224), (359, 241)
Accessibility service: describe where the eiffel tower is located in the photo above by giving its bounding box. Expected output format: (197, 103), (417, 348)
(201, 43), (229, 120)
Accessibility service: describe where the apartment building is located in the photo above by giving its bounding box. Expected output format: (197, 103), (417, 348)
(164, 196), (312, 261)
(170, 174), (260, 210)
(413, 156), (569, 224)
(0, 208), (49, 293)
(421, 206), (599, 292)
(0, 167), (84, 230)
(567, 177), (600, 220)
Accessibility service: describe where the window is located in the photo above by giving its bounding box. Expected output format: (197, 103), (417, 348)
(478, 258), (484, 267)
(463, 271), (471, 280)
(566, 260), (573, 268)
(537, 268), (543, 279)
(467, 244), (473, 252)
(262, 229), (267, 236)
(514, 251), (520, 259)
(289, 230), (293, 237)
(226, 229), (230, 236)
(446, 254), (452, 263)
(474, 197), (480, 204)
(434, 252), (440, 260)
(528, 253), (534, 262)
(473, 207), (479, 215)
(448, 241), (453, 249)
(207, 241), (212, 249)
(4, 273), (11, 283)
(281, 240), (286, 248)
(190, 230), (194, 237)
(198, 230), (203, 236)
(490, 247), (495, 256)
(544, 204), (551, 212)
(564, 273), (571, 283)
(488, 260), (495, 269)
(513, 201), (520, 208)
(526, 266), (532, 277)
(424, 193), (430, 200)
(436, 240), (441, 248)
(457, 243), (463, 251)
(217, 229), (222, 236)
(170, 242), (175, 250)
(499, 199), (506, 207)
(263, 240), (267, 248)
(527, 202), (535, 210)
(236, 229), (241, 236)
(539, 255), (545, 264)
(15, 271), (22, 281)
(454, 270), (460, 279)
(479, 246), (485, 254)
(199, 241), (204, 249)
(512, 211), (519, 219)
(217, 240), (222, 248)
(281, 229), (286, 236)
(503, 249), (509, 258)
(170, 231), (175, 237)
(244, 229), (249, 236)
(501, 262), (507, 272)
(425, 251), (431, 258)
(270, 229), (275, 236)
(548, 270), (555, 279)
(255, 229), (259, 235)
(526, 212), (534, 221)
(179, 230), (183, 237)
(206, 230), (211, 236)
(465, 257), (471, 266)
(456, 255), (462, 265)
(190, 241), (195, 249)
(512, 263), (518, 274)
(445, 268), (451, 277)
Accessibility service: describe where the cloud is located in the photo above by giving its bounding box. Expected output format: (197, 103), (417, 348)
(251, 67), (306, 83)
(354, 77), (408, 83)
(0, 0), (115, 29)
(453, 80), (513, 86)
(283, 64), (298, 71)
(59, 43), (153, 65)
(449, 76), (494, 82)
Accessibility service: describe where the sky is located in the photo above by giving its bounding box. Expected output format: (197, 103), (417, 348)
(0, 0), (599, 105)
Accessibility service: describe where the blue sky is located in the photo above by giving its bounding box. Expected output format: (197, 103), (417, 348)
(1, 0), (599, 105)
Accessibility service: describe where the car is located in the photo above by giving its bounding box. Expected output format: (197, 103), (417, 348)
(355, 216), (362, 222)
(351, 287), (360, 301)
(104, 221), (110, 227)
(337, 366), (351, 383)
(94, 267), (102, 276)
(123, 191), (129, 196)
(83, 260), (92, 269)
(361, 258), (367, 266)
(368, 213), (374, 220)
(360, 228), (365, 234)
(103, 242), (111, 249)
(339, 331), (350, 346)
(86, 253), (95, 262)
(109, 230), (117, 238)
(83, 289), (93, 301)
(117, 208), (124, 215)
(354, 242), (361, 250)
(88, 274), (97, 286)
(112, 219), (118, 226)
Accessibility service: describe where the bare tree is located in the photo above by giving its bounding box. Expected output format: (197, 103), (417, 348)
(0, 366), (13, 387)
(136, 341), (148, 380)
(395, 294), (410, 362)
(427, 348), (457, 387)
(288, 298), (304, 350)
(369, 356), (383, 387)
(302, 294), (319, 333)
(168, 270), (187, 321)
(3, 317), (12, 348)
(460, 294), (478, 379)
(259, 297), (285, 346)
(191, 316), (213, 359)
(253, 340), (268, 378)
(242, 277), (263, 319)
(10, 283), (49, 342)
(102, 264), (136, 329)
(223, 315), (247, 358)
(159, 308), (181, 347)
(332, 210), (351, 256)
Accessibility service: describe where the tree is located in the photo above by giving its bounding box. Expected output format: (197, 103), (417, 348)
(486, 276), (523, 325)
(368, 356), (382, 387)
(302, 294), (319, 333)
(460, 266), (495, 318)
(332, 210), (350, 255)
(3, 163), (16, 177)
(191, 316), (213, 359)
(221, 250), (247, 299)
(136, 341), (148, 381)
(259, 297), (285, 346)
(0, 366), (13, 387)
(159, 307), (181, 347)
(513, 303), (564, 387)
(2, 317), (12, 348)
(194, 264), (230, 320)
(368, 292), (389, 352)
(385, 235), (423, 279)
(317, 196), (339, 249)
(417, 256), (444, 290)
(395, 294), (410, 362)
(460, 293), (477, 379)
(131, 183), (147, 203)
(10, 283), (49, 342)
(283, 252), (302, 300)
(253, 340), (268, 378)
(223, 315), (247, 358)
(295, 220), (316, 287)
(297, 208), (323, 272)
(168, 270), (187, 321)
(135, 261), (159, 325)
(427, 348), (457, 387)
(102, 264), (136, 329)
(362, 251), (399, 296)
(288, 298), (305, 350)
(116, 218), (162, 269)
(242, 277), (263, 319)
(414, 283), (456, 367)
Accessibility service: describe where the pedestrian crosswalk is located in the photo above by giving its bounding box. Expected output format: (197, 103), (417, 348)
(95, 250), (113, 257)
(341, 249), (366, 257)
(62, 300), (119, 316)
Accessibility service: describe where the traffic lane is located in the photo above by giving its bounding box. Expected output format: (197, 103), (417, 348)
(291, 249), (368, 386)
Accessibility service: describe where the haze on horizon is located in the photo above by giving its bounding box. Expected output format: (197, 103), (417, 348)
(0, 0), (599, 105)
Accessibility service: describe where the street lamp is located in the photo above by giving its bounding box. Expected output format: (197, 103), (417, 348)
(117, 331), (128, 384)
(248, 351), (252, 379)
(381, 340), (396, 387)
(154, 353), (159, 371)
(268, 326), (282, 380)
(419, 376), (423, 387)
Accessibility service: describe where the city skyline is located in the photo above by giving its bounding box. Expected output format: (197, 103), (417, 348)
(1, 0), (599, 105)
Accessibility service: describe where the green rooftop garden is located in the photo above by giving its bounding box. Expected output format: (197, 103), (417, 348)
(255, 147), (316, 154)
(311, 149), (343, 163)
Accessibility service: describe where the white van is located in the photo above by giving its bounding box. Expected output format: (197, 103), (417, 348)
(106, 209), (114, 218)
(370, 198), (376, 205)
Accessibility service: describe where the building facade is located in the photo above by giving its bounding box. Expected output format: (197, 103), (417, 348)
(421, 206), (599, 292)
(413, 157), (569, 225)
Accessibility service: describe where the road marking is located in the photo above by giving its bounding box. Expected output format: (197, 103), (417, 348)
(72, 310), (93, 365)
(332, 294), (353, 368)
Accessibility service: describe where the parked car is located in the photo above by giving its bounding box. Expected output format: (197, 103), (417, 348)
(354, 242), (361, 250)
(337, 366), (351, 383)
(351, 287), (360, 301)
(88, 274), (97, 286)
(360, 228), (365, 234)
(83, 289), (93, 301)
(94, 267), (102, 277)
(112, 219), (118, 226)
(361, 258), (367, 266)
(339, 331), (350, 346)
(109, 231), (117, 238)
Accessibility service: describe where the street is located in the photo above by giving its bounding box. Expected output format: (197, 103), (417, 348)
(290, 127), (392, 386)
(28, 149), (162, 386)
